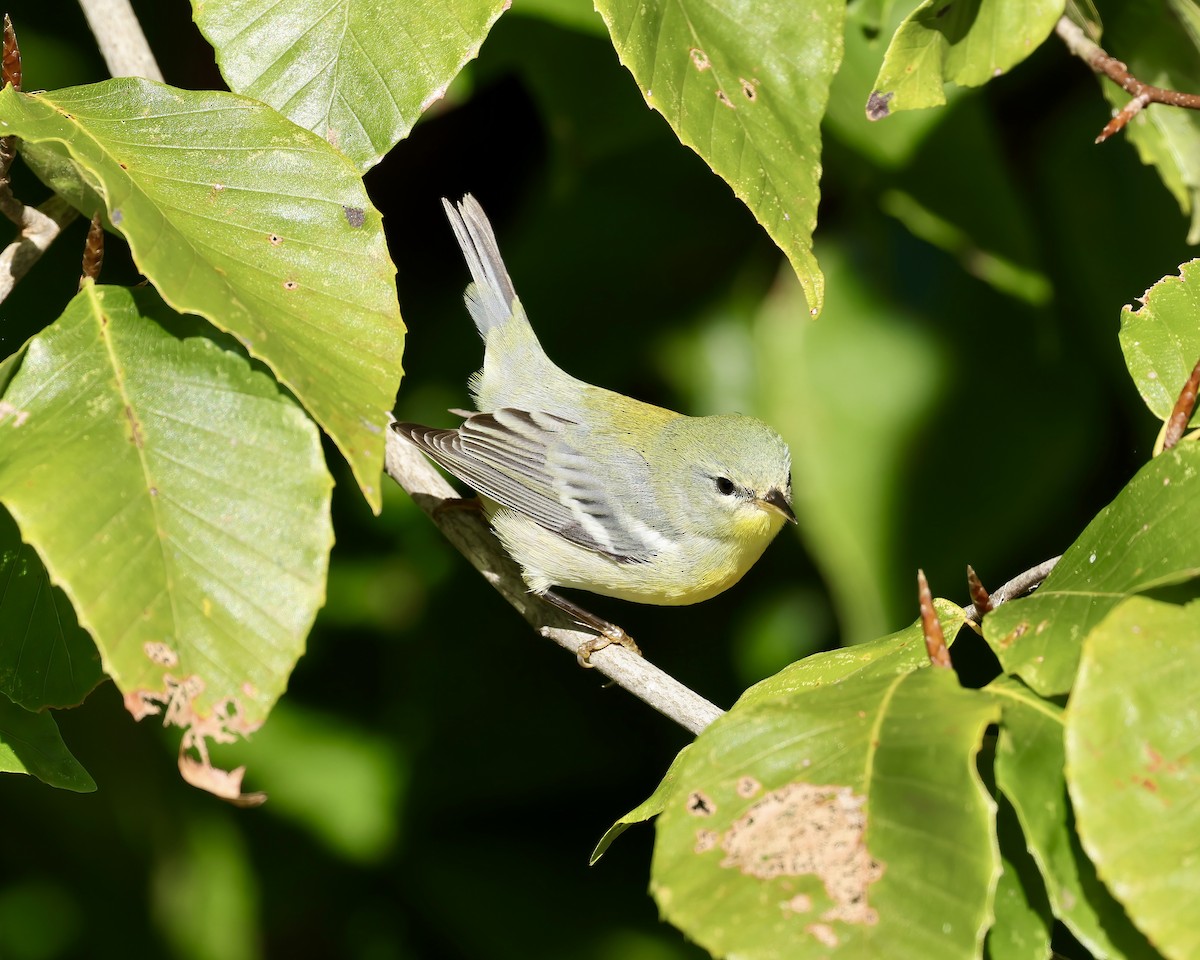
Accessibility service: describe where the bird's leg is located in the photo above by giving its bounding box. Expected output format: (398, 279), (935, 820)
(541, 590), (642, 667)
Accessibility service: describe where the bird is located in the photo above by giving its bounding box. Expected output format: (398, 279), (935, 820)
(393, 195), (796, 662)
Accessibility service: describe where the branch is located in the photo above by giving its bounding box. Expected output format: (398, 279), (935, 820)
(77, 0), (163, 81)
(962, 556), (1060, 623)
(384, 425), (724, 736)
(1055, 15), (1200, 143)
(0, 196), (78, 301)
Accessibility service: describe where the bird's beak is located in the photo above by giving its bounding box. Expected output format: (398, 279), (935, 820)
(757, 487), (797, 524)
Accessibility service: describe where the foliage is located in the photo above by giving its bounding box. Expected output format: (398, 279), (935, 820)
(2, 0), (1199, 957)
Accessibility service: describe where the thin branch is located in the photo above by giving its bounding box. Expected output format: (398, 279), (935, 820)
(963, 556), (1061, 623)
(77, 0), (163, 81)
(1055, 15), (1200, 142)
(384, 425), (724, 736)
(0, 196), (78, 301)
(1162, 354), (1200, 452)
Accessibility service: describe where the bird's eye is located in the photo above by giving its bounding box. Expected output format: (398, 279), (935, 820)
(714, 476), (736, 496)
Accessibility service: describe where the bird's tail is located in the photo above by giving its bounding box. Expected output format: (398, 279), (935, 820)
(442, 195), (522, 339)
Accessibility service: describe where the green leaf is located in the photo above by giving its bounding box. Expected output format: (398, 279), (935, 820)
(592, 744), (693, 865)
(0, 507), (103, 710)
(1119, 258), (1200, 426)
(869, 0), (1064, 117)
(593, 0), (843, 316)
(988, 677), (1157, 959)
(0, 691), (95, 791)
(1094, 0), (1200, 242)
(737, 598), (968, 702)
(193, 0), (508, 170)
(983, 442), (1200, 695)
(1066, 596), (1200, 960)
(651, 668), (999, 959)
(0, 286), (333, 798)
(0, 79), (404, 513)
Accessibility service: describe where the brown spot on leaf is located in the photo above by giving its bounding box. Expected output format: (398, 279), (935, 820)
(866, 91), (893, 120)
(741, 78), (758, 101)
(694, 829), (718, 853)
(737, 776), (762, 798)
(268, 233), (283, 246)
(125, 404), (144, 448)
(0, 401), (29, 427)
(998, 622), (1029, 649)
(282, 279), (299, 291)
(687, 790), (716, 816)
(782, 893), (812, 913)
(690, 47), (710, 71)
(806, 923), (839, 947)
(124, 672), (265, 805)
(343, 205), (365, 228)
(143, 641), (178, 667)
(719, 783), (884, 925)
(716, 90), (735, 109)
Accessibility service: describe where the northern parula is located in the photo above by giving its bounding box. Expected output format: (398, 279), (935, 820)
(394, 196), (795, 654)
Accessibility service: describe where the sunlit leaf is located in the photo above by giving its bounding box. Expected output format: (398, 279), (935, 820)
(1119, 258), (1200, 426)
(0, 79), (404, 512)
(1066, 596), (1200, 960)
(193, 0), (509, 170)
(0, 286), (333, 795)
(651, 667), (998, 959)
(594, 0), (842, 316)
(982, 443), (1200, 695)
(869, 0), (1063, 117)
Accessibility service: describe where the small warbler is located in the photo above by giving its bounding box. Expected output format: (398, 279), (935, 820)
(394, 196), (795, 658)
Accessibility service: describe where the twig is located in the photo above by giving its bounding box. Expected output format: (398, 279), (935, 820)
(1162, 354), (1200, 452)
(0, 196), (78, 301)
(1055, 16), (1200, 143)
(384, 425), (724, 736)
(963, 556), (1061, 622)
(77, 0), (163, 81)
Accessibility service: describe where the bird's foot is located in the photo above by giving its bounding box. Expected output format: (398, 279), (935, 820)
(576, 626), (642, 668)
(541, 589), (641, 667)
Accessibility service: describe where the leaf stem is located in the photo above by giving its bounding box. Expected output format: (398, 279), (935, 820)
(1055, 15), (1200, 143)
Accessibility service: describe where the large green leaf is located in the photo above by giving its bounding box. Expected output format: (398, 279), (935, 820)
(982, 442), (1200, 695)
(0, 507), (103, 710)
(1119, 258), (1200, 426)
(988, 677), (1157, 959)
(1066, 597), (1200, 960)
(193, 0), (508, 171)
(0, 286), (333, 798)
(593, 0), (842, 316)
(0, 691), (95, 792)
(869, 0), (1063, 117)
(1094, 0), (1200, 242)
(650, 667), (999, 959)
(0, 79), (403, 513)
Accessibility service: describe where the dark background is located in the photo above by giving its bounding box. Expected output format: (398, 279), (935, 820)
(0, 1), (1190, 957)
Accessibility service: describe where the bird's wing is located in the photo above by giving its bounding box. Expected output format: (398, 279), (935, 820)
(394, 409), (665, 562)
